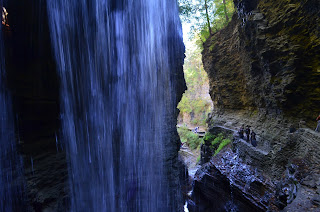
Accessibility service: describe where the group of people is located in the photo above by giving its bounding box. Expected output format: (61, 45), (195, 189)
(238, 125), (257, 147)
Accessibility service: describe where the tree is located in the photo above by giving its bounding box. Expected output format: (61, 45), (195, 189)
(177, 36), (213, 126)
(178, 0), (235, 45)
(204, 0), (212, 35)
(178, 0), (193, 23)
(222, 0), (229, 23)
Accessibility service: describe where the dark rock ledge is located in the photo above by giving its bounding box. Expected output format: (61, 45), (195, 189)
(188, 147), (280, 212)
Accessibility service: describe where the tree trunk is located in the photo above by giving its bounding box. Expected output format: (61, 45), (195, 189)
(204, 0), (212, 35)
(222, 0), (229, 23)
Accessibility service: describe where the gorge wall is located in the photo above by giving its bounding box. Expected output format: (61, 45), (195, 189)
(190, 0), (320, 211)
(203, 0), (320, 125)
(202, 0), (320, 177)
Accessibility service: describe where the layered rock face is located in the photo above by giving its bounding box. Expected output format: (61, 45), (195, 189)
(189, 148), (281, 212)
(192, 0), (320, 211)
(202, 0), (320, 178)
(203, 0), (320, 125)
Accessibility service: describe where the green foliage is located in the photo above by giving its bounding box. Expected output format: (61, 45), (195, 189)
(177, 38), (212, 126)
(178, 0), (193, 22)
(214, 138), (231, 156)
(178, 0), (235, 45)
(178, 95), (193, 113)
(178, 127), (203, 150)
(202, 132), (231, 156)
(212, 133), (224, 146)
(178, 1), (235, 126)
(204, 132), (215, 142)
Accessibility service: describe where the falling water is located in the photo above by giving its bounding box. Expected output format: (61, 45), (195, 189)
(47, 0), (183, 211)
(0, 3), (25, 211)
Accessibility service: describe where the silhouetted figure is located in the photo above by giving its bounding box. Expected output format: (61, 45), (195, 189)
(250, 130), (257, 147)
(245, 126), (251, 142)
(238, 125), (244, 139)
(315, 114), (320, 132)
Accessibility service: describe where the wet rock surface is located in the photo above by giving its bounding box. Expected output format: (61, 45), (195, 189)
(189, 148), (279, 212)
(188, 144), (320, 211)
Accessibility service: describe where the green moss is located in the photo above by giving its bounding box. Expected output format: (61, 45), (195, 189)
(214, 138), (231, 156)
(203, 133), (232, 156)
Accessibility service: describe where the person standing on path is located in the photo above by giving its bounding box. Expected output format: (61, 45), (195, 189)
(238, 125), (244, 139)
(315, 113), (320, 132)
(250, 130), (257, 147)
(245, 126), (251, 142)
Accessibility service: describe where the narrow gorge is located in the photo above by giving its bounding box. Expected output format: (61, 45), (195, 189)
(0, 0), (319, 211)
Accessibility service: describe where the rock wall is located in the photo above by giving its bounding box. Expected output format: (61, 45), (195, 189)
(203, 0), (320, 178)
(189, 148), (280, 212)
(203, 0), (320, 126)
(196, 0), (320, 210)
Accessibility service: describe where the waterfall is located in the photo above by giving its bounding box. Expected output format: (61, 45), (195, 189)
(0, 3), (25, 211)
(47, 0), (183, 211)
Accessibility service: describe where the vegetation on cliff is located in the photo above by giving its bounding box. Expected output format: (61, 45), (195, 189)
(178, 0), (235, 45)
(178, 126), (232, 156)
(203, 132), (232, 156)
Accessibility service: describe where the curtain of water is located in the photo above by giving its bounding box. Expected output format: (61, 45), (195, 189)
(47, 0), (182, 211)
(0, 2), (25, 210)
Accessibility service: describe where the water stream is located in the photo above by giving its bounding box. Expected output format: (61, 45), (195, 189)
(47, 0), (183, 211)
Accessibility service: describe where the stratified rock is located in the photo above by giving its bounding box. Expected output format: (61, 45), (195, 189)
(189, 148), (279, 212)
(202, 0), (320, 186)
(203, 0), (320, 126)
(199, 0), (320, 210)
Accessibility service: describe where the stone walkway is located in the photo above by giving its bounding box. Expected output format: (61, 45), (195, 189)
(215, 125), (269, 155)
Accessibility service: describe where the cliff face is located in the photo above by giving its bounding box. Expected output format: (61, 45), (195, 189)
(203, 0), (320, 125)
(196, 0), (320, 210)
(202, 0), (320, 175)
